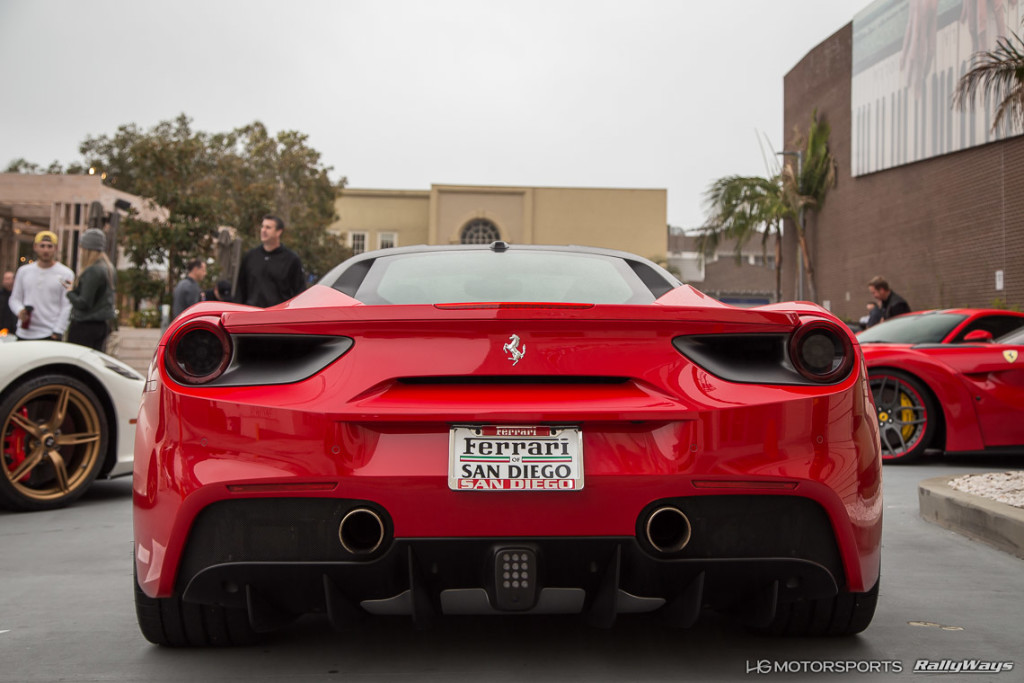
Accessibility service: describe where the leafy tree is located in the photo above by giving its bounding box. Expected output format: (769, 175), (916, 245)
(781, 109), (836, 302)
(77, 114), (347, 302)
(5, 158), (78, 174)
(699, 111), (835, 304)
(80, 115), (232, 298)
(953, 24), (1024, 132)
(697, 175), (791, 303)
(208, 122), (348, 280)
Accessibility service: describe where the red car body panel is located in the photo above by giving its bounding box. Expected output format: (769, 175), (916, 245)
(134, 286), (881, 604)
(861, 309), (1024, 453)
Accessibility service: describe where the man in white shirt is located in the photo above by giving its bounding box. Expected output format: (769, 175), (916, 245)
(8, 231), (74, 341)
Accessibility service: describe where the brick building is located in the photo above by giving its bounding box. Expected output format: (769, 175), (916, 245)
(667, 229), (777, 306)
(782, 14), (1024, 321)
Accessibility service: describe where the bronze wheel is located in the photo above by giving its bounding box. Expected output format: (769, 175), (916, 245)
(0, 374), (107, 511)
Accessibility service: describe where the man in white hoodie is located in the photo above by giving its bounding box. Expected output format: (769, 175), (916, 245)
(8, 231), (74, 341)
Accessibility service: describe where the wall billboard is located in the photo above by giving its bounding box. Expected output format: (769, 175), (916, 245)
(852, 0), (1023, 176)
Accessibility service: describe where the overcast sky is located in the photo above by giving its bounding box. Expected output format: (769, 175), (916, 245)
(0, 0), (868, 229)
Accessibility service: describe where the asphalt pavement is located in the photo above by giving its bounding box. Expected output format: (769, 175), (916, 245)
(1, 452), (1023, 682)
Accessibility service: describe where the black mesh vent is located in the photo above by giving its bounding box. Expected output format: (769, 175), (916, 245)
(398, 376), (629, 385)
(636, 495), (844, 583)
(177, 498), (390, 588)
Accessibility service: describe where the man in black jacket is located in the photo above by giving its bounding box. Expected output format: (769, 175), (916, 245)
(868, 276), (911, 321)
(235, 215), (305, 307)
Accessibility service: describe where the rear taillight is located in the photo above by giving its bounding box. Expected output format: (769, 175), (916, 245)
(165, 318), (232, 385)
(789, 321), (854, 383)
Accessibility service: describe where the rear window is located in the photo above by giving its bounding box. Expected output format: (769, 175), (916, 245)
(353, 251), (655, 305)
(857, 313), (967, 344)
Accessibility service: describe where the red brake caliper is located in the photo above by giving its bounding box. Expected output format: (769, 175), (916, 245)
(2, 407), (30, 481)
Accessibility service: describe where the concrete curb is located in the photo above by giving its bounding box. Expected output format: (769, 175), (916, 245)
(919, 475), (1024, 560)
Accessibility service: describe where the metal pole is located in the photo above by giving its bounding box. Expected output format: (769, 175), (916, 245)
(778, 150), (804, 300)
(796, 151), (804, 301)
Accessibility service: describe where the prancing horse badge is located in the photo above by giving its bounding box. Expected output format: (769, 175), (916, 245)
(503, 334), (526, 366)
(1004, 349), (1019, 363)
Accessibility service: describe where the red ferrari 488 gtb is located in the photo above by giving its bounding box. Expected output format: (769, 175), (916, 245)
(133, 243), (882, 645)
(859, 309), (1024, 462)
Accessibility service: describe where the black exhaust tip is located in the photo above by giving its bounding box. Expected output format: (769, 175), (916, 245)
(644, 506), (692, 553)
(338, 507), (386, 555)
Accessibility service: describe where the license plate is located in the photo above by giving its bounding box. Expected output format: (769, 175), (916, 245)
(449, 425), (584, 491)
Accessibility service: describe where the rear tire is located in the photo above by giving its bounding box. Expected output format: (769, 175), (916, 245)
(869, 370), (937, 463)
(134, 562), (258, 647)
(758, 577), (879, 636)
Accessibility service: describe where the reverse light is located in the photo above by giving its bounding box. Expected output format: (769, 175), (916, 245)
(789, 321), (854, 383)
(165, 318), (232, 385)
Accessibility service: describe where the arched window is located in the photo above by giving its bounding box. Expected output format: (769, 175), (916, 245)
(460, 219), (500, 244)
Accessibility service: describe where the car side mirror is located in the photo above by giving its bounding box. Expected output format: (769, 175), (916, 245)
(963, 329), (994, 342)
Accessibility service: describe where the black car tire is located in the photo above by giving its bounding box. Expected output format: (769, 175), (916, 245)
(869, 369), (938, 463)
(758, 577), (879, 637)
(0, 373), (107, 511)
(134, 563), (258, 647)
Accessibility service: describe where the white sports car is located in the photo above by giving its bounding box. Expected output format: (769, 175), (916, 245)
(1, 337), (143, 511)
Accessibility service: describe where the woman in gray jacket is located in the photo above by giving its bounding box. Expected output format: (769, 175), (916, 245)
(66, 228), (116, 351)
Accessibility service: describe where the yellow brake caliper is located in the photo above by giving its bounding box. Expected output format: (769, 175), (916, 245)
(899, 391), (916, 440)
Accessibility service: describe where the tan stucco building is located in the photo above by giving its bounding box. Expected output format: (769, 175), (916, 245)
(327, 184), (668, 262)
(0, 173), (163, 273)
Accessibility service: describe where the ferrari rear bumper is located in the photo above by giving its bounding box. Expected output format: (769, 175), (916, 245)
(174, 494), (847, 629)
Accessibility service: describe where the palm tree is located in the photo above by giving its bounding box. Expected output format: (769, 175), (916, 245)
(781, 109), (837, 303)
(953, 26), (1024, 132)
(697, 174), (791, 302)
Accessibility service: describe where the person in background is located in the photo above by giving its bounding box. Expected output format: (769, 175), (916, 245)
(1, 270), (17, 334)
(9, 231), (74, 340)
(235, 214), (304, 307)
(860, 302), (883, 329)
(66, 228), (117, 351)
(203, 279), (232, 303)
(171, 259), (207, 319)
(868, 276), (911, 321)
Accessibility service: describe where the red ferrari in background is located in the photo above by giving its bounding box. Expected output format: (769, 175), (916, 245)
(133, 243), (881, 646)
(859, 309), (1024, 461)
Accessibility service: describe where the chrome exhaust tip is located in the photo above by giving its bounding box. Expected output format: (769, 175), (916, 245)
(644, 506), (692, 553)
(339, 507), (386, 555)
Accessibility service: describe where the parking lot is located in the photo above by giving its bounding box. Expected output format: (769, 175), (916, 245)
(1, 453), (1021, 682)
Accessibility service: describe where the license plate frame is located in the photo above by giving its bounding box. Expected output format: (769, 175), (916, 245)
(448, 425), (584, 491)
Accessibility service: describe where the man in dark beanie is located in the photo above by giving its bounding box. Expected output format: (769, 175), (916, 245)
(203, 279), (232, 302)
(235, 214), (304, 307)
